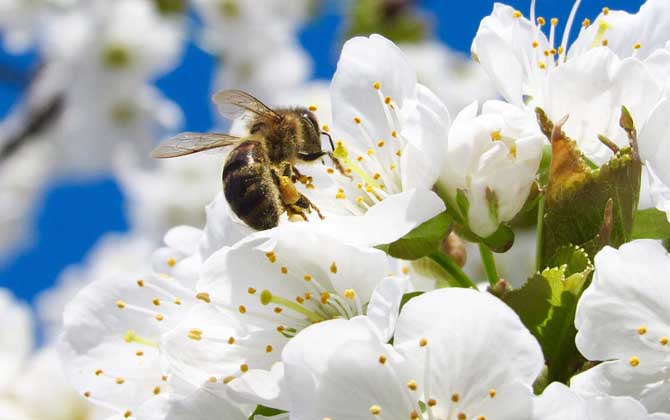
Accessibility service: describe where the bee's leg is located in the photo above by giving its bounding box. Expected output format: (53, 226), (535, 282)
(291, 166), (312, 185)
(295, 194), (325, 220)
(326, 152), (351, 180)
(286, 203), (309, 222)
(277, 175), (301, 205)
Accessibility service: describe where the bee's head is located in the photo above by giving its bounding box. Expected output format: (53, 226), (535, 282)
(297, 108), (325, 155)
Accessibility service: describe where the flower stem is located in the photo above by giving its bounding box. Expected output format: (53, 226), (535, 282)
(428, 251), (476, 289)
(478, 243), (499, 287)
(535, 195), (546, 271)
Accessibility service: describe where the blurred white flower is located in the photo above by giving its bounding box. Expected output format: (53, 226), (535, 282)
(162, 223), (412, 409)
(400, 41), (498, 114)
(282, 288), (543, 420)
(36, 232), (156, 340)
(0, 288), (32, 394)
(115, 152), (223, 240)
(572, 240), (670, 414)
(535, 382), (670, 420)
(437, 100), (543, 238)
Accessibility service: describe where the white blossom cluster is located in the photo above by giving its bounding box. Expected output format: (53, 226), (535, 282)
(1, 1), (670, 420)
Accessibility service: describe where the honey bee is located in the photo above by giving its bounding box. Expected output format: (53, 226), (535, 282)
(151, 90), (346, 230)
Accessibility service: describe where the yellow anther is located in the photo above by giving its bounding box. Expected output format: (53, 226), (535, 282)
(174, 298), (182, 305)
(208, 376), (217, 383)
(326, 168), (335, 174)
(266, 345), (273, 353)
(304, 292), (312, 300)
(162, 375), (167, 381)
(136, 351), (144, 356)
(407, 379), (418, 391)
(136, 279), (144, 287)
(223, 375), (236, 384)
(335, 190), (346, 199)
(582, 18), (590, 27)
(402, 266), (410, 275)
(274, 307), (283, 314)
(384, 96), (392, 105)
(489, 388), (497, 398)
(367, 148), (375, 155)
(629, 356), (640, 367)
(95, 369), (103, 376)
(512, 10), (522, 18)
(196, 292), (211, 303)
(357, 155), (364, 161)
(155, 314), (164, 321)
(356, 196), (365, 203)
(240, 364), (249, 373)
(123, 411), (132, 418)
(634, 43), (642, 50)
(452, 393), (460, 402)
(304, 274), (312, 282)
(152, 298), (160, 306)
(395, 149), (402, 157)
(330, 262), (338, 274)
(602, 39), (609, 46)
(391, 130), (398, 138)
(419, 337), (428, 347)
(538, 61), (547, 69)
(188, 329), (203, 341)
(389, 164), (396, 171)
(378, 354), (387, 364)
(84, 391), (91, 398)
(457, 413), (467, 420)
(354, 117), (362, 124)
(153, 387), (161, 395)
(344, 289), (356, 300)
(478, 417), (487, 420)
(320, 292), (331, 304)
(370, 405), (382, 415)
(490, 130), (502, 141)
(373, 173), (381, 180)
(377, 140), (385, 147)
(167, 258), (176, 267)
(266, 252), (277, 263)
(637, 326), (647, 335)
(322, 124), (330, 132)
(227, 336), (235, 345)
(558, 46), (564, 54)
(602, 7), (609, 15)
(428, 398), (437, 407)
(116, 377), (125, 384)
(531, 40), (539, 48)
(116, 300), (126, 309)
(543, 49), (550, 56)
(277, 325), (286, 333)
(661, 337), (669, 346)
(281, 266), (288, 274)
(411, 410), (420, 419)
(551, 17), (558, 26)
(373, 81), (381, 90)
(550, 48), (557, 55)
(537, 16), (545, 26)
(296, 295), (305, 304)
(248, 287), (256, 295)
(308, 105), (317, 111)
(239, 305), (246, 314)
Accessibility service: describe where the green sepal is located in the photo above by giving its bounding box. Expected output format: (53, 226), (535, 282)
(632, 208), (670, 239)
(249, 406), (287, 420)
(377, 212), (452, 260)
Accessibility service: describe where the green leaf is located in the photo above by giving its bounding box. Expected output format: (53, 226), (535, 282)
(378, 212), (452, 260)
(632, 208), (670, 239)
(345, 0), (428, 43)
(249, 406), (286, 420)
(399, 291), (424, 311)
(503, 246), (593, 386)
(536, 107), (642, 265)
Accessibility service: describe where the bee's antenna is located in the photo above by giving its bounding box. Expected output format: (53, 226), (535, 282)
(322, 131), (334, 151)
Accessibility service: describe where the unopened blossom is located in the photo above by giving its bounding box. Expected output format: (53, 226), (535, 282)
(437, 100), (543, 238)
(0, 289), (32, 394)
(534, 382), (670, 420)
(282, 288), (543, 420)
(572, 240), (670, 414)
(162, 223), (412, 409)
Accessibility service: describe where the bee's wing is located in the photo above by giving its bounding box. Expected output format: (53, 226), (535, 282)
(150, 132), (241, 158)
(212, 89), (282, 121)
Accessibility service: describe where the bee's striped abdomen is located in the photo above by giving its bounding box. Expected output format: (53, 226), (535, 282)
(222, 140), (283, 230)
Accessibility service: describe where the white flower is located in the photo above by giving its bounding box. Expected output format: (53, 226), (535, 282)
(36, 232), (156, 340)
(472, 2), (670, 165)
(638, 97), (670, 221)
(58, 226), (212, 419)
(437, 100), (543, 238)
(400, 41), (497, 114)
(534, 382), (670, 420)
(0, 288), (32, 394)
(572, 240), (670, 414)
(295, 34), (447, 243)
(282, 288), (543, 420)
(161, 223), (412, 409)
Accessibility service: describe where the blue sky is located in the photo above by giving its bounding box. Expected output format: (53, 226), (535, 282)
(0, 0), (644, 302)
